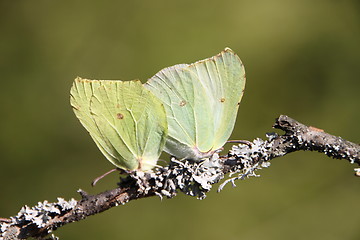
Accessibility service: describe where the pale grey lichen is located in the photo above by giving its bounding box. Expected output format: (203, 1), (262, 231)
(0, 198), (77, 239)
(125, 137), (273, 199)
(124, 153), (224, 200)
(192, 153), (224, 190)
(48, 234), (60, 240)
(218, 137), (272, 192)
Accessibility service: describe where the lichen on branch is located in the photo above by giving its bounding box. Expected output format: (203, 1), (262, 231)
(1, 115), (359, 240)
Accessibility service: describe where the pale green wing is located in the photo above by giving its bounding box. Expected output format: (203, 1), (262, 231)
(70, 78), (116, 165)
(144, 48), (245, 160)
(70, 78), (167, 171)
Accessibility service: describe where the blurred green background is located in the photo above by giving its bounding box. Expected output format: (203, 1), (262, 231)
(1, 0), (359, 239)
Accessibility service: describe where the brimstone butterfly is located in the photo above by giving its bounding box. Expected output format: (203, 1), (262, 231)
(144, 48), (245, 160)
(70, 78), (168, 171)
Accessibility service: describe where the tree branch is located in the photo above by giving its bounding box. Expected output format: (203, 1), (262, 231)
(1, 115), (359, 240)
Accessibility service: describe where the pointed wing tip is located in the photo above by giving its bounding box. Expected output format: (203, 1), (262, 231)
(220, 47), (243, 64)
(221, 47), (238, 57)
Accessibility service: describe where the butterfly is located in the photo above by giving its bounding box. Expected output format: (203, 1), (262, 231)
(144, 48), (246, 160)
(70, 48), (245, 171)
(70, 79), (168, 171)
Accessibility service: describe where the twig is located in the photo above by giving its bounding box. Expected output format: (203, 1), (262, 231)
(1, 115), (359, 240)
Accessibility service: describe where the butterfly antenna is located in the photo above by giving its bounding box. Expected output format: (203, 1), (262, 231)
(227, 140), (253, 148)
(157, 159), (167, 164)
(91, 168), (121, 187)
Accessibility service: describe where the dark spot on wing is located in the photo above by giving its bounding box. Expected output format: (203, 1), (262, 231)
(116, 113), (124, 119)
(179, 100), (186, 107)
(220, 98), (225, 103)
